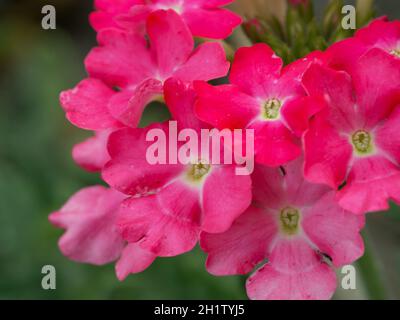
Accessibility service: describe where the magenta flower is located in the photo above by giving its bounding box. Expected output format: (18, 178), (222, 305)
(49, 186), (156, 280)
(61, 9), (229, 171)
(194, 43), (324, 166)
(201, 158), (364, 300)
(102, 79), (252, 257)
(85, 9), (229, 128)
(91, 0), (242, 39)
(303, 49), (400, 214)
(90, 0), (143, 31)
(325, 18), (400, 73)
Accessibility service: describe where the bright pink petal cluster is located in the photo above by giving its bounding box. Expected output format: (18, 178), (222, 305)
(201, 158), (364, 300)
(90, 0), (242, 39)
(51, 5), (400, 300)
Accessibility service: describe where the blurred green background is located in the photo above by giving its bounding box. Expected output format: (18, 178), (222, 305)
(0, 0), (399, 300)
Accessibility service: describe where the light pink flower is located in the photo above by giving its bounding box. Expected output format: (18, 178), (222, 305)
(91, 0), (242, 39)
(103, 79), (252, 257)
(303, 49), (400, 214)
(194, 44), (325, 166)
(201, 158), (365, 300)
(49, 186), (156, 280)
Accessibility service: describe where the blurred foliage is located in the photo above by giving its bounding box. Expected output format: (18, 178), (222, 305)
(0, 0), (399, 300)
(242, 0), (374, 64)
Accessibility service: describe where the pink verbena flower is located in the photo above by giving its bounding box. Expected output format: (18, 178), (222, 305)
(201, 157), (365, 300)
(61, 10), (229, 171)
(303, 49), (400, 214)
(84, 10), (229, 128)
(49, 186), (156, 280)
(325, 18), (400, 73)
(102, 79), (252, 257)
(90, 0), (143, 31)
(194, 43), (324, 167)
(92, 0), (242, 39)
(87, 9), (229, 125)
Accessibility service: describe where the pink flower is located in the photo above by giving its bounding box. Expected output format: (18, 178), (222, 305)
(194, 43), (325, 166)
(90, 0), (144, 31)
(49, 186), (156, 280)
(61, 10), (229, 171)
(303, 49), (400, 214)
(102, 79), (252, 257)
(201, 158), (365, 300)
(91, 0), (242, 39)
(325, 18), (400, 73)
(84, 9), (229, 127)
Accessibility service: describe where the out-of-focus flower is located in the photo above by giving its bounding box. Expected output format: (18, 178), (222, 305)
(49, 186), (156, 280)
(303, 49), (400, 214)
(194, 43), (324, 167)
(201, 157), (365, 300)
(90, 0), (143, 31)
(91, 0), (242, 39)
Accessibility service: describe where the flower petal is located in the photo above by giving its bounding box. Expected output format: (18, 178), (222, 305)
(352, 48), (400, 129)
(118, 181), (201, 256)
(200, 206), (277, 276)
(49, 186), (126, 265)
(173, 42), (230, 82)
(337, 156), (400, 214)
(376, 105), (400, 164)
(103, 125), (185, 195)
(108, 79), (163, 128)
(202, 165), (252, 233)
(115, 243), (156, 281)
(194, 81), (260, 129)
(72, 130), (112, 172)
(229, 44), (283, 97)
(246, 238), (336, 300)
(85, 28), (154, 88)
(303, 192), (365, 267)
(147, 10), (193, 79)
(60, 78), (120, 131)
(251, 120), (302, 167)
(304, 115), (353, 189)
(182, 7), (242, 39)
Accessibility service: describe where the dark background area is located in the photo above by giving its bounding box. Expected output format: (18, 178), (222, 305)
(0, 0), (399, 299)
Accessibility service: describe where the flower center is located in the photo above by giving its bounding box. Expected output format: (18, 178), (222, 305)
(351, 130), (373, 155)
(390, 49), (400, 58)
(262, 98), (282, 120)
(186, 162), (211, 182)
(279, 207), (300, 236)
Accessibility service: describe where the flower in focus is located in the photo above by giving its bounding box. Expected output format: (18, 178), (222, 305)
(201, 158), (365, 300)
(325, 18), (400, 73)
(195, 43), (324, 166)
(303, 49), (400, 214)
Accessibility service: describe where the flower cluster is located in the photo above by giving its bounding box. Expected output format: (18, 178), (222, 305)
(51, 0), (400, 300)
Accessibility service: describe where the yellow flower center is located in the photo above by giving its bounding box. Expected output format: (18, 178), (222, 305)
(186, 162), (211, 182)
(262, 98), (282, 120)
(390, 49), (400, 58)
(279, 207), (300, 236)
(351, 130), (373, 155)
